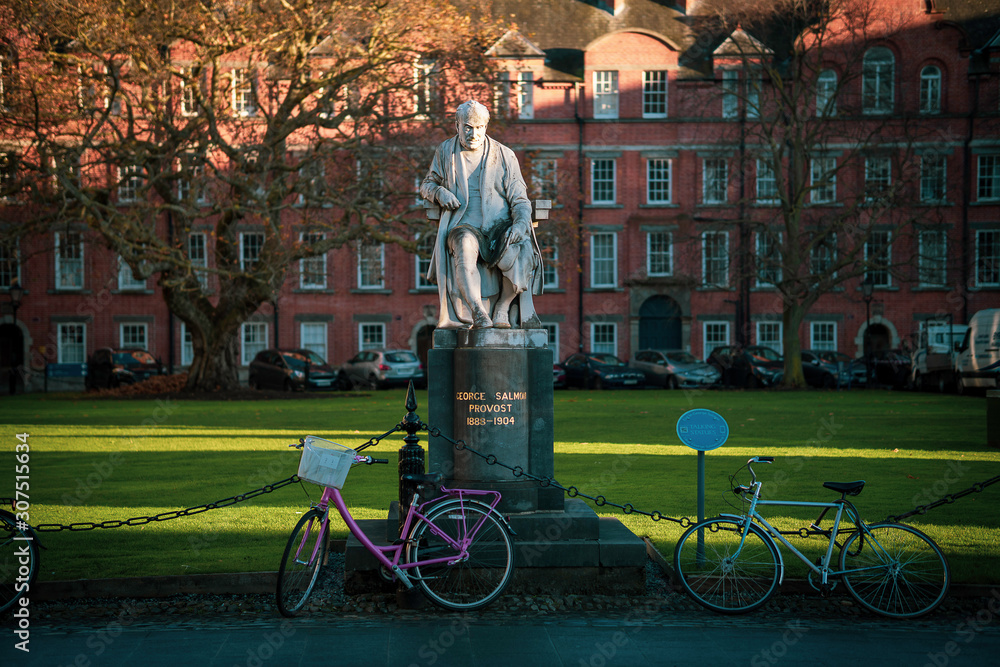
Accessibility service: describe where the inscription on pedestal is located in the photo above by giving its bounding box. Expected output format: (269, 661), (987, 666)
(457, 390), (526, 427)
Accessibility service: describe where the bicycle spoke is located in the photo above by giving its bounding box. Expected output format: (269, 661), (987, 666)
(276, 510), (328, 617)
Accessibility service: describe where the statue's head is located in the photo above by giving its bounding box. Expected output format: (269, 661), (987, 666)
(456, 100), (490, 151)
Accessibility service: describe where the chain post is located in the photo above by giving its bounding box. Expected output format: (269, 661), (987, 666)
(398, 380), (425, 536)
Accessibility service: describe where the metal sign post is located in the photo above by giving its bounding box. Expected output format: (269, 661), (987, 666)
(676, 409), (729, 564)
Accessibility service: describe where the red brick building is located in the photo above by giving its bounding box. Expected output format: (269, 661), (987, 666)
(3, 0), (1000, 391)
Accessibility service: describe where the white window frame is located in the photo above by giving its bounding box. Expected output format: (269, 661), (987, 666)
(591, 322), (617, 356)
(810, 156), (837, 204)
(0, 238), (19, 289)
(299, 232), (327, 290)
(241, 322), (268, 365)
(590, 231), (617, 289)
(816, 69), (837, 117)
(359, 322), (385, 351)
(415, 234), (435, 289)
(862, 47), (894, 115)
(864, 156), (892, 204)
(810, 322), (837, 352)
(177, 154), (207, 205)
(920, 66), (941, 114)
(414, 58), (439, 118)
(703, 157), (728, 204)
(977, 155), (1000, 201)
(358, 240), (385, 289)
(646, 231), (673, 277)
(55, 231), (84, 290)
(756, 321), (783, 354)
(179, 66), (199, 117)
(232, 68), (256, 117)
(542, 322), (560, 363)
(920, 155), (947, 203)
(642, 70), (668, 119)
(540, 237), (559, 289)
(591, 158), (616, 204)
(918, 229), (947, 287)
(531, 158), (558, 200)
(755, 231), (782, 287)
(702, 231), (729, 287)
(120, 322), (148, 349)
(240, 232), (264, 271)
(703, 321), (730, 356)
(518, 71), (534, 119)
(117, 256), (146, 291)
(976, 229), (1000, 287)
(646, 158), (672, 204)
(865, 230), (892, 287)
(810, 233), (837, 279)
(300, 322), (328, 361)
(756, 158), (778, 204)
(117, 164), (142, 203)
(593, 71), (619, 119)
(180, 323), (194, 366)
(188, 232), (208, 290)
(722, 69), (739, 119)
(58, 323), (86, 363)
(0, 151), (15, 198)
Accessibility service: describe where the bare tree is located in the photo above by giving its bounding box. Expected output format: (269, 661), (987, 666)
(693, 0), (952, 386)
(1, 0), (504, 390)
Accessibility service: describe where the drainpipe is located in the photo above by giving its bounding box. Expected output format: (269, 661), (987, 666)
(575, 81), (585, 352)
(961, 68), (978, 325)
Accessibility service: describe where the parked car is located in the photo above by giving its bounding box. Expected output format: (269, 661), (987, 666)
(706, 345), (783, 388)
(248, 348), (340, 391)
(800, 350), (856, 388)
(868, 349), (911, 388)
(630, 349), (720, 389)
(553, 363), (567, 389)
(338, 349), (425, 390)
(559, 352), (646, 389)
(85, 347), (165, 390)
(807, 350), (867, 387)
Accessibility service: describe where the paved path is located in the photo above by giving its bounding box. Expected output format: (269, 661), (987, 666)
(7, 610), (1000, 667)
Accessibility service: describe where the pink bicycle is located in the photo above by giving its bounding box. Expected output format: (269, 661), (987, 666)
(276, 436), (516, 616)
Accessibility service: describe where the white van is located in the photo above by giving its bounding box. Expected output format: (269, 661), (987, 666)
(955, 309), (1000, 394)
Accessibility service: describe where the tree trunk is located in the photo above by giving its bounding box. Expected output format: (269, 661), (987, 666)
(185, 323), (242, 392)
(782, 303), (807, 388)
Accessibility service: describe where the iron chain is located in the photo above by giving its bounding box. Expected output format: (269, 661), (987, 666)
(31, 475), (300, 533)
(884, 473), (1000, 524)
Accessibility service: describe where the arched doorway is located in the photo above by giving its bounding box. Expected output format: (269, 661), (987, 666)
(638, 295), (681, 350)
(864, 323), (891, 355)
(0, 322), (24, 394)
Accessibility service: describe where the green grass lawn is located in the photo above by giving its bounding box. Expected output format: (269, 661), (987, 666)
(2, 388), (998, 585)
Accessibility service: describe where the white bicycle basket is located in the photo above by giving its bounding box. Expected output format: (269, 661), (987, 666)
(297, 436), (357, 489)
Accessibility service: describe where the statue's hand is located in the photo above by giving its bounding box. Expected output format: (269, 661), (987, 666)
(437, 189), (461, 210)
(508, 220), (530, 244)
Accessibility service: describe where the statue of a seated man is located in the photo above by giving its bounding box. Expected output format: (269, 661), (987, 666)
(420, 100), (543, 330)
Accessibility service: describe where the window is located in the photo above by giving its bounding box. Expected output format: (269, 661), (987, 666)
(241, 322), (268, 365)
(810, 233), (837, 279)
(58, 323), (86, 363)
(180, 324), (194, 366)
(0, 240), (17, 288)
(646, 158), (671, 204)
(55, 231), (84, 290)
(120, 323), (147, 349)
(117, 257), (145, 291)
(358, 240), (384, 289)
(864, 156), (892, 204)
(297, 157), (328, 205)
(0, 53), (8, 111)
(918, 229), (947, 287)
(0, 151), (16, 198)
(862, 47), (894, 114)
(518, 72), (533, 119)
(643, 71), (668, 118)
(232, 68), (256, 116)
(810, 322), (837, 351)
(117, 164), (142, 203)
(299, 232), (326, 289)
(240, 232), (264, 271)
(591, 322), (617, 356)
(494, 71), (510, 115)
(177, 154), (207, 204)
(188, 233), (208, 290)
(539, 237), (559, 289)
(647, 231), (672, 277)
(745, 69), (762, 119)
(920, 155), (947, 202)
(920, 66), (941, 114)
(756, 159), (778, 204)
(300, 322), (327, 362)
(756, 321), (782, 353)
(414, 58), (440, 117)
(721, 70), (738, 119)
(541, 323), (560, 363)
(359, 323), (385, 350)
(590, 231), (617, 288)
(593, 71), (618, 119)
(704, 321), (730, 353)
(755, 231), (781, 287)
(415, 234), (435, 289)
(816, 69), (837, 117)
(702, 231), (729, 287)
(976, 230), (1000, 287)
(531, 158), (558, 200)
(865, 230), (892, 287)
(977, 155), (1000, 201)
(810, 156), (837, 203)
(703, 158), (728, 204)
(179, 66), (200, 116)
(591, 158), (616, 204)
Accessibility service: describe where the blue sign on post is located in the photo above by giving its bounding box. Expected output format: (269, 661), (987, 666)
(676, 408), (729, 451)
